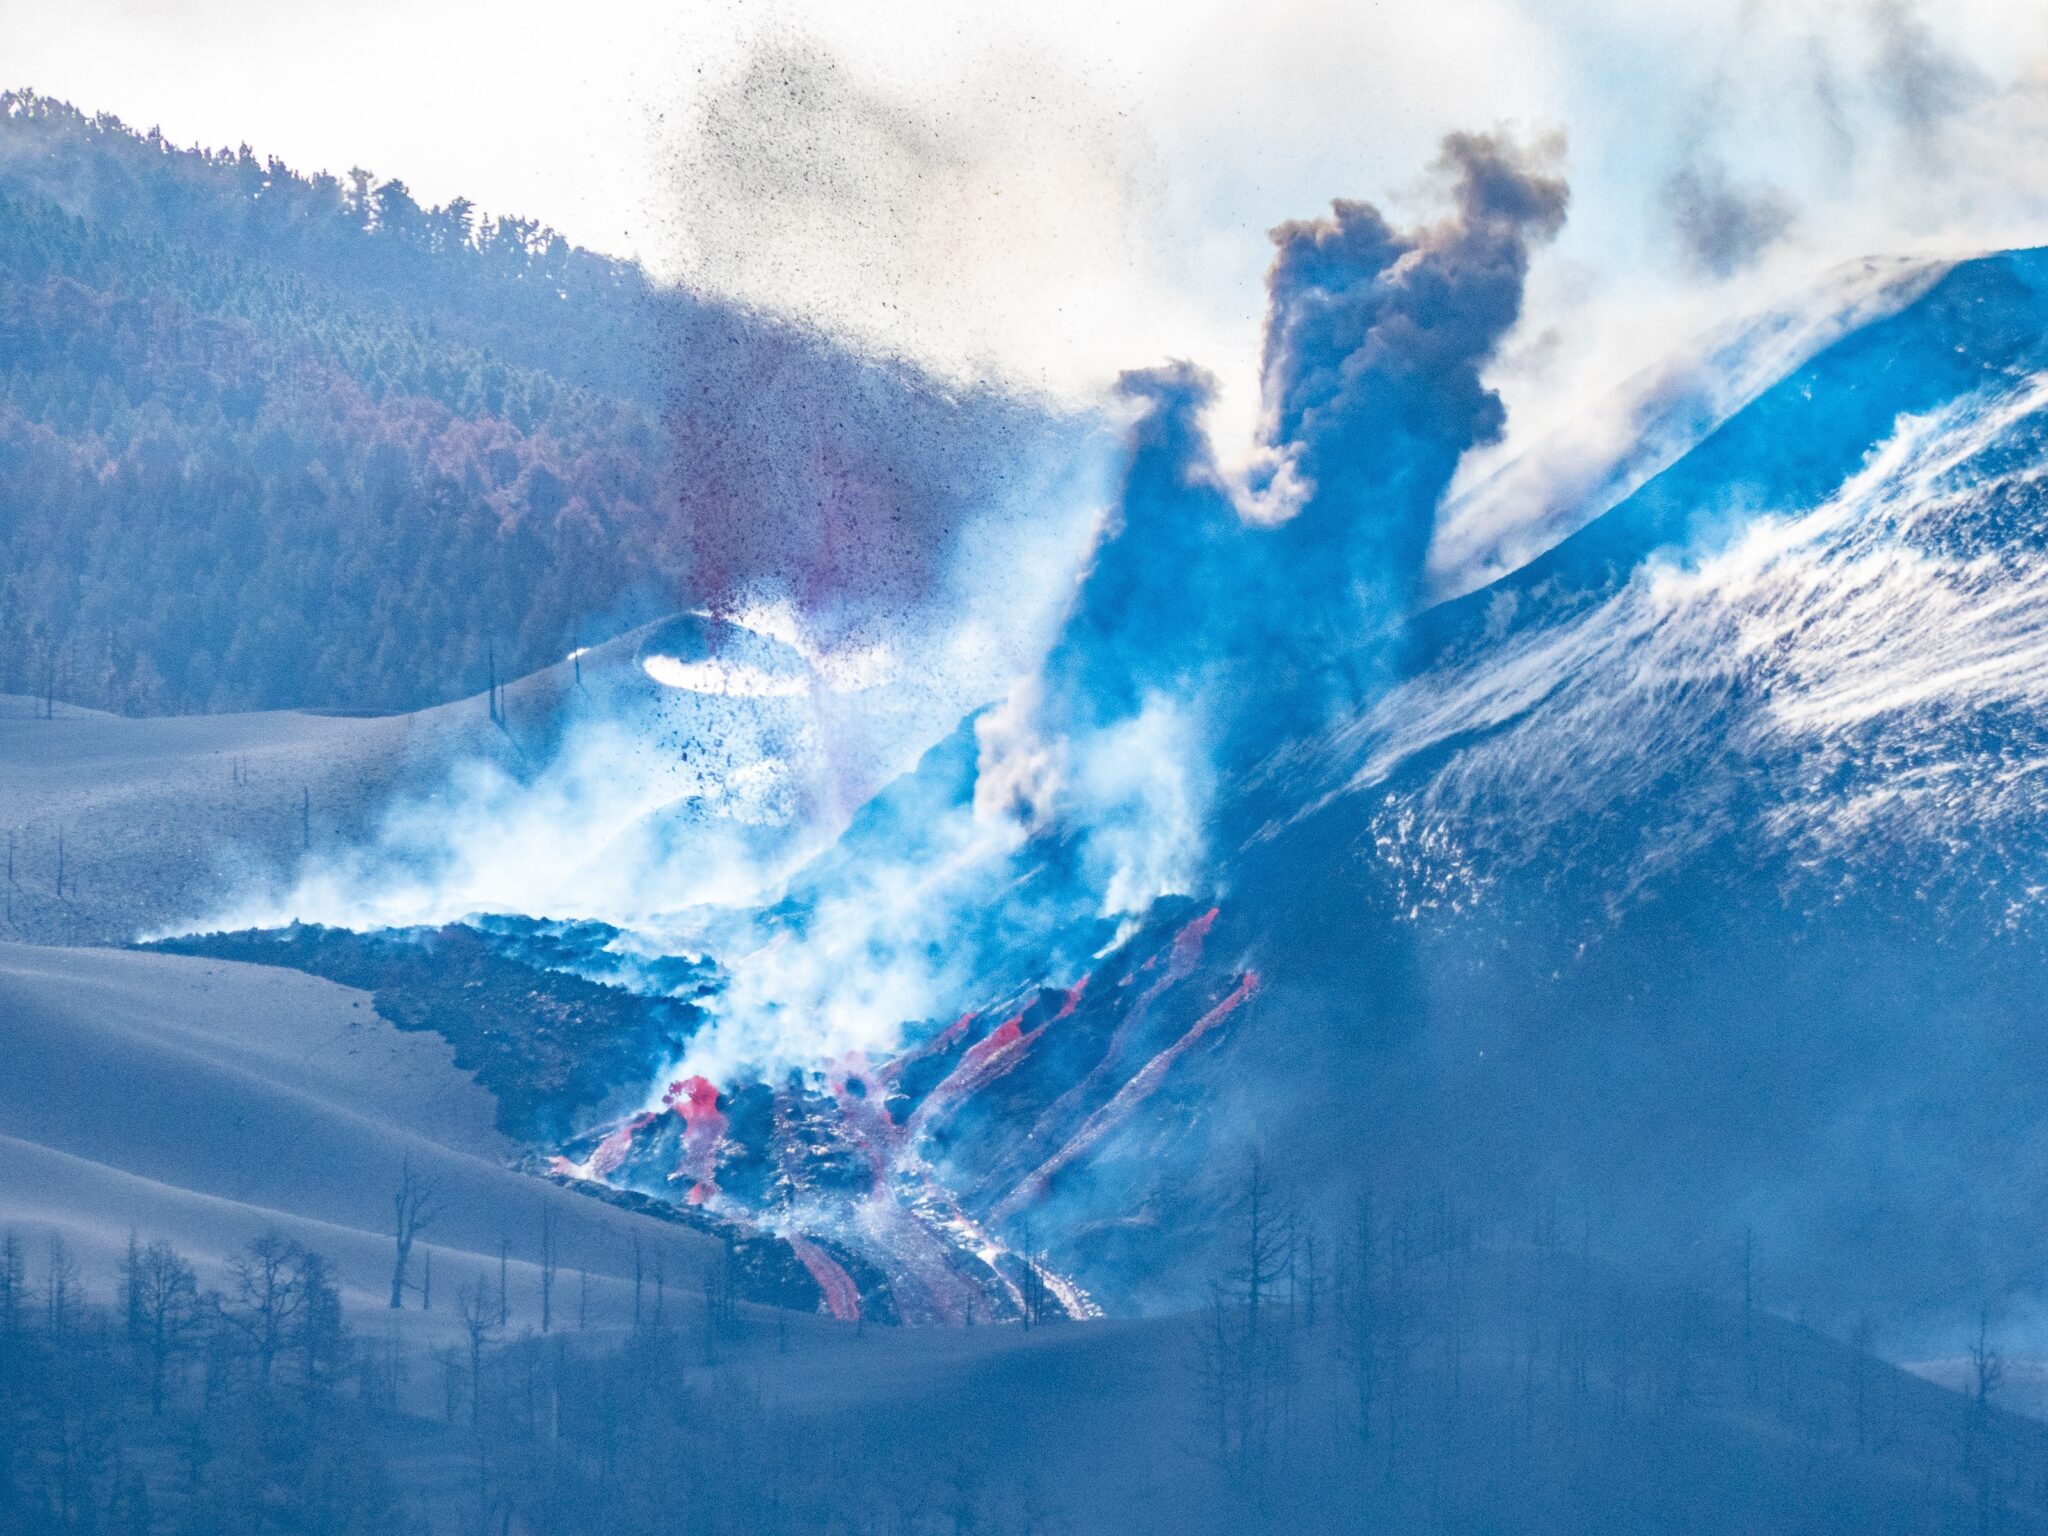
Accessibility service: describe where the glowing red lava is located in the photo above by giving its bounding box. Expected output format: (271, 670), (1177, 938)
(550, 1109), (659, 1180)
(786, 1235), (862, 1321)
(1052, 973), (1091, 1021)
(994, 969), (1260, 1222)
(664, 1075), (728, 1204)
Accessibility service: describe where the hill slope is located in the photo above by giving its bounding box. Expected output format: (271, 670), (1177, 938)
(0, 941), (710, 1322)
(0, 91), (1071, 715)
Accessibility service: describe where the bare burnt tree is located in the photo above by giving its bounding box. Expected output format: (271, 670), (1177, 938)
(700, 1259), (721, 1367)
(131, 1239), (201, 1415)
(1014, 1217), (1050, 1329)
(1298, 1226), (1322, 1333)
(290, 1248), (346, 1397)
(631, 1231), (643, 1331)
(718, 1233), (739, 1331)
(1389, 1204), (1421, 1462)
(1336, 1191), (1381, 1446)
(0, 1228), (22, 1339)
(1192, 1149), (1302, 1488)
(45, 1232), (80, 1339)
(437, 1346), (464, 1424)
(1193, 1280), (1239, 1460)
(1230, 1150), (1293, 1349)
(1963, 1305), (2006, 1471)
(1971, 1308), (2006, 1410)
(458, 1275), (499, 1427)
(1741, 1225), (1762, 1402)
(1608, 1279), (1637, 1423)
(225, 1229), (306, 1390)
(1852, 1313), (1877, 1451)
(539, 1203), (559, 1334)
(120, 1229), (144, 1340)
(389, 1155), (440, 1309)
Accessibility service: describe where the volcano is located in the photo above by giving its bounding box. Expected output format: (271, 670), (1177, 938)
(653, 245), (2048, 1340)
(157, 243), (2048, 1349)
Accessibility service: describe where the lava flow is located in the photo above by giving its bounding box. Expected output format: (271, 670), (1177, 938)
(549, 1110), (658, 1181)
(548, 901), (1255, 1324)
(665, 1074), (728, 1204)
(786, 1235), (863, 1322)
(991, 969), (1260, 1224)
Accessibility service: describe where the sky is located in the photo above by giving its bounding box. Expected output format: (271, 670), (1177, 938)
(7, 0), (2048, 491)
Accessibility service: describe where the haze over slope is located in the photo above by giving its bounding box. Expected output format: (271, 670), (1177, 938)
(0, 93), (1087, 716)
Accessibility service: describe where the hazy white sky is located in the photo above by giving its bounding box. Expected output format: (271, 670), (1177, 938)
(7, 0), (2048, 462)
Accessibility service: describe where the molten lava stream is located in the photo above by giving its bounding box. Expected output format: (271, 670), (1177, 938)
(1015, 909), (1222, 1158)
(549, 1109), (658, 1181)
(993, 970), (1260, 1223)
(665, 1075), (728, 1204)
(785, 1236), (862, 1322)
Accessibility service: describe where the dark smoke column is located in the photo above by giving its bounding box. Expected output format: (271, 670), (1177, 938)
(1258, 130), (1569, 650)
(1037, 131), (1569, 750)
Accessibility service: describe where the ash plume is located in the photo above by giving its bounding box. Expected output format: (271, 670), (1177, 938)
(1008, 130), (1571, 833)
(1865, 0), (1986, 157)
(1257, 131), (1569, 634)
(656, 299), (1080, 655)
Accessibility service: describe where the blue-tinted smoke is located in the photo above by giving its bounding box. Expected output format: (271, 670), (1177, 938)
(982, 131), (1570, 909)
(664, 130), (1571, 1084)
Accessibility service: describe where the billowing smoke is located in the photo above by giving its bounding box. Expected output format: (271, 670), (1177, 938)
(673, 129), (1572, 1082)
(971, 131), (1570, 918)
(1026, 362), (1240, 749)
(1258, 133), (1569, 627)
(1664, 159), (1798, 279)
(1864, 0), (1986, 160)
(1037, 133), (1568, 741)
(202, 130), (1568, 1102)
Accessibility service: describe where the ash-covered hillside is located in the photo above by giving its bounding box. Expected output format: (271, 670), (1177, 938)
(826, 240), (2048, 1342)
(17, 79), (2048, 1420)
